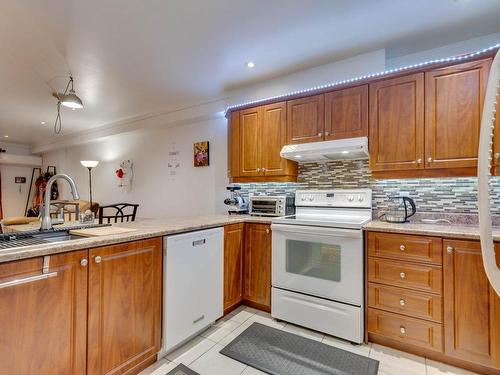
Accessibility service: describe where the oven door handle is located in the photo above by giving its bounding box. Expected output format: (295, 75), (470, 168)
(271, 223), (362, 238)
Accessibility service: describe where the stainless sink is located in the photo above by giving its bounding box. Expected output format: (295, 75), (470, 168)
(31, 231), (86, 243)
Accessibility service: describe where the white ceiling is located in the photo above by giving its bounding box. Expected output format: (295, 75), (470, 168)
(1, 0), (500, 145)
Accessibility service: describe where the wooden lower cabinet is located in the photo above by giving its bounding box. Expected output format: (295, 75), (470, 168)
(88, 238), (163, 375)
(243, 223), (272, 311)
(443, 239), (500, 368)
(0, 250), (88, 375)
(224, 223), (245, 313)
(367, 231), (500, 374)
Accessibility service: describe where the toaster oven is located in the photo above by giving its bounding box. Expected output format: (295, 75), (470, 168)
(249, 195), (295, 217)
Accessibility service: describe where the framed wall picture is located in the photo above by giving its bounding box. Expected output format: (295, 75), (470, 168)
(194, 141), (209, 167)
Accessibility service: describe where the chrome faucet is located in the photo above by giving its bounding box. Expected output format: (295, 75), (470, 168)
(40, 174), (80, 231)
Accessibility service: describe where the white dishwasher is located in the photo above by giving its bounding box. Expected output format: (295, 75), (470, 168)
(163, 227), (223, 353)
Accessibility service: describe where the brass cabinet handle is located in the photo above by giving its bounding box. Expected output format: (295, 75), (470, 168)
(400, 326), (406, 334)
(446, 246), (454, 254)
(266, 228), (270, 234)
(318, 133), (322, 137)
(400, 272), (406, 279)
(399, 245), (405, 251)
(427, 157), (433, 163)
(80, 259), (88, 267)
(262, 168), (267, 172)
(257, 168), (261, 172)
(94, 256), (102, 264)
(399, 299), (406, 306)
(495, 153), (500, 160)
(325, 131), (330, 136)
(416, 158), (422, 164)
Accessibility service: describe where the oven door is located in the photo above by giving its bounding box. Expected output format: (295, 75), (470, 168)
(271, 223), (363, 306)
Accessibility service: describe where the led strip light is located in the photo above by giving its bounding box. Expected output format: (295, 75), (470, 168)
(226, 43), (500, 114)
(478, 48), (500, 297)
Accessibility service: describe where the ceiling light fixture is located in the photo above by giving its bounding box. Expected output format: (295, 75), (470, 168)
(41, 121), (46, 125)
(52, 75), (84, 134)
(3, 135), (8, 138)
(246, 61), (255, 68)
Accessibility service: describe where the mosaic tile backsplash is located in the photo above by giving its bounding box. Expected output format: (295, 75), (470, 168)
(237, 159), (500, 215)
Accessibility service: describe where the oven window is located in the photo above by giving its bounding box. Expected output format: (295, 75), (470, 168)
(285, 240), (341, 282)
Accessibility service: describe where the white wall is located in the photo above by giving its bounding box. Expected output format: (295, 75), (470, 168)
(43, 116), (228, 219)
(41, 50), (387, 219)
(0, 142), (37, 218)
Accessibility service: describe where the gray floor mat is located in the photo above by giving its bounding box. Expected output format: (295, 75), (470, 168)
(220, 322), (379, 375)
(166, 363), (200, 375)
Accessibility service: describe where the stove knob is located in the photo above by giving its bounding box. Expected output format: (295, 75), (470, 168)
(357, 195), (364, 202)
(347, 195), (354, 202)
(309, 197), (314, 201)
(301, 197), (306, 201)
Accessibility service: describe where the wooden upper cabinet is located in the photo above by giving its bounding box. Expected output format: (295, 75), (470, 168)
(287, 94), (325, 144)
(443, 239), (499, 367)
(425, 59), (491, 169)
(324, 85), (368, 140)
(261, 102), (288, 176)
(228, 102), (297, 182)
(239, 107), (262, 177)
(228, 111), (241, 178)
(369, 73), (425, 172)
(87, 238), (162, 375)
(492, 87), (500, 175)
(244, 223), (272, 311)
(0, 251), (88, 375)
(224, 223), (244, 313)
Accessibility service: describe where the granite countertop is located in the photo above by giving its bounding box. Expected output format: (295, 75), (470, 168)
(0, 214), (272, 263)
(365, 220), (500, 241)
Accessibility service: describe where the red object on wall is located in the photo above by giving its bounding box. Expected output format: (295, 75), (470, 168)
(115, 169), (124, 178)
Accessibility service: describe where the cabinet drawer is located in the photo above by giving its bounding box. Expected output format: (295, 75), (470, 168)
(368, 308), (443, 352)
(368, 232), (442, 264)
(368, 258), (442, 294)
(368, 283), (442, 322)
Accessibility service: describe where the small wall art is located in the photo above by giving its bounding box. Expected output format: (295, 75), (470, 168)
(194, 141), (209, 167)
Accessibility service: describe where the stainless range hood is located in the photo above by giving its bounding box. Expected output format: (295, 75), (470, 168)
(280, 136), (369, 162)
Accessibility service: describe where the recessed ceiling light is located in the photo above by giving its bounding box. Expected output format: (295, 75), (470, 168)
(4, 135), (8, 138)
(41, 121), (46, 125)
(295, 155), (302, 158)
(341, 151), (349, 154)
(246, 61), (255, 68)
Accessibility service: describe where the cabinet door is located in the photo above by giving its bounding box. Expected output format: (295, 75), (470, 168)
(443, 239), (499, 367)
(261, 102), (289, 176)
(239, 107), (262, 176)
(287, 94), (324, 144)
(324, 85), (368, 140)
(88, 238), (162, 375)
(228, 110), (241, 179)
(244, 223), (272, 310)
(0, 251), (88, 375)
(369, 74), (425, 171)
(224, 223), (244, 313)
(425, 59), (491, 169)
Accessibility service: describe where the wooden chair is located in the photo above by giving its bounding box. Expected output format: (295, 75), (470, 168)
(98, 203), (139, 224)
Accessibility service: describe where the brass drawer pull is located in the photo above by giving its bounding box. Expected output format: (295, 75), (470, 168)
(400, 272), (406, 279)
(95, 256), (102, 264)
(399, 245), (405, 251)
(400, 326), (406, 334)
(399, 299), (406, 306)
(446, 246), (454, 254)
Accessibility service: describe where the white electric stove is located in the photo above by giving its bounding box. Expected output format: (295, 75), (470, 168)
(271, 189), (372, 344)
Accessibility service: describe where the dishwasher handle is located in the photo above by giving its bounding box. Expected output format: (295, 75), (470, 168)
(192, 239), (206, 247)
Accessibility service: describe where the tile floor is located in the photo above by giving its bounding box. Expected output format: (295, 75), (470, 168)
(139, 306), (479, 375)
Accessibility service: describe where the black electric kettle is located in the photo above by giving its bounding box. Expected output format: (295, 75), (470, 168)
(381, 196), (417, 223)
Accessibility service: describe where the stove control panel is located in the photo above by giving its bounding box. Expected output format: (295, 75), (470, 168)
(295, 189), (372, 208)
